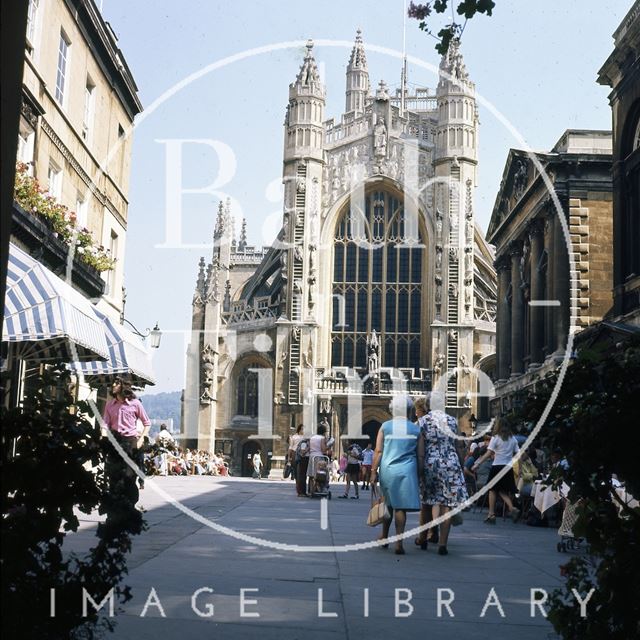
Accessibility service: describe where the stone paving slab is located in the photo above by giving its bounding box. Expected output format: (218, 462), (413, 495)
(63, 476), (565, 639)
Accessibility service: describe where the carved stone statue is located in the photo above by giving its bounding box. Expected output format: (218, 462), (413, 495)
(367, 330), (380, 373)
(433, 352), (445, 375)
(374, 118), (388, 158)
(320, 397), (332, 414)
(435, 275), (443, 303)
(436, 209), (443, 239)
(435, 244), (443, 271)
(513, 159), (528, 200)
(449, 282), (458, 299)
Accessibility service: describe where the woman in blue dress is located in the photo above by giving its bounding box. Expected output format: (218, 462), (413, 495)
(370, 396), (424, 555)
(415, 395), (468, 555)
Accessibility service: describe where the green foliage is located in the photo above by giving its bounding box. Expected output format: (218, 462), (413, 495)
(514, 337), (640, 640)
(408, 1), (496, 54)
(14, 162), (116, 273)
(1, 367), (146, 639)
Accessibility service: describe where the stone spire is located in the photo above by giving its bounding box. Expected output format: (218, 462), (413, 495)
(239, 218), (247, 251)
(345, 29), (369, 115)
(213, 201), (225, 239)
(293, 39), (321, 90)
(438, 38), (470, 86)
(193, 256), (206, 304)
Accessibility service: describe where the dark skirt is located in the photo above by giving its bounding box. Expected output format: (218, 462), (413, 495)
(487, 465), (517, 494)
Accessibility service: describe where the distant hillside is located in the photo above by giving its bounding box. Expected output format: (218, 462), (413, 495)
(139, 390), (182, 425)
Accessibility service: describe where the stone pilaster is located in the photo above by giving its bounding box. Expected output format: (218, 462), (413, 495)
(509, 242), (524, 377)
(554, 210), (570, 355)
(496, 256), (511, 382)
(528, 219), (545, 366)
(543, 209), (555, 358)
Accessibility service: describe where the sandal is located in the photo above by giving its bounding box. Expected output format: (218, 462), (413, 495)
(377, 536), (389, 549)
(484, 514), (496, 525)
(414, 538), (428, 551)
(338, 494), (348, 499)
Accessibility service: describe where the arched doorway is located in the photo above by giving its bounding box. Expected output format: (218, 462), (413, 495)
(361, 419), (381, 443)
(241, 440), (262, 477)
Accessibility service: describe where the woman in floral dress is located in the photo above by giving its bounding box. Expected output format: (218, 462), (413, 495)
(415, 396), (468, 555)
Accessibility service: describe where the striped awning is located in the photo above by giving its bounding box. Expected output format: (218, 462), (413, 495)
(3, 243), (109, 362)
(73, 308), (156, 387)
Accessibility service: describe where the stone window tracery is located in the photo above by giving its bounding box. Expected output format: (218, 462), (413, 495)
(331, 189), (424, 373)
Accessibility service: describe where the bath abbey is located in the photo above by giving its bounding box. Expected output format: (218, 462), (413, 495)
(184, 33), (497, 475)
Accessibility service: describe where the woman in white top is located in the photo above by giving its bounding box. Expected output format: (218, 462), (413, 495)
(307, 423), (331, 493)
(472, 418), (520, 524)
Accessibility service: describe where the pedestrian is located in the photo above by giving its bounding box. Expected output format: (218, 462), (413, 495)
(338, 453), (347, 482)
(307, 422), (331, 495)
(370, 395), (423, 555)
(339, 440), (363, 499)
(295, 434), (310, 497)
(252, 451), (263, 479)
(156, 423), (174, 476)
(415, 394), (469, 555)
(361, 442), (374, 490)
(472, 417), (521, 523)
(102, 377), (151, 502)
(288, 424), (305, 483)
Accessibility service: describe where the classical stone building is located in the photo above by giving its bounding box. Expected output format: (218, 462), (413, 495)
(184, 34), (496, 474)
(598, 0), (640, 326)
(16, 0), (140, 317)
(486, 130), (613, 413)
(3, 0), (154, 406)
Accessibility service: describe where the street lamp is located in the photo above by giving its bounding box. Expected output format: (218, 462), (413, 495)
(122, 318), (162, 349)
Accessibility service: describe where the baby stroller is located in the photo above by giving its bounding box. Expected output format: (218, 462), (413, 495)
(556, 499), (584, 553)
(309, 455), (332, 499)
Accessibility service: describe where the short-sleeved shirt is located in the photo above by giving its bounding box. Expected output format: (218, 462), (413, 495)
(488, 435), (519, 466)
(103, 397), (150, 437)
(362, 448), (374, 466)
(289, 433), (303, 452)
(347, 444), (363, 465)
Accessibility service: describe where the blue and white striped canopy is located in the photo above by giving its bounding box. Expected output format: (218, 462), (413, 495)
(73, 308), (156, 387)
(3, 243), (109, 362)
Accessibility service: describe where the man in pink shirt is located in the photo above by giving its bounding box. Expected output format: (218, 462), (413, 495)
(103, 377), (151, 499)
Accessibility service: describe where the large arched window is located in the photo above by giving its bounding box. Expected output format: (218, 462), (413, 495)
(236, 367), (264, 417)
(331, 188), (425, 373)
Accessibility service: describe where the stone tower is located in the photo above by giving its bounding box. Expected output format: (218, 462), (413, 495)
(431, 39), (480, 410)
(278, 40), (325, 414)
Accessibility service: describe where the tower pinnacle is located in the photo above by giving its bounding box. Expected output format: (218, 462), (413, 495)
(345, 29), (370, 115)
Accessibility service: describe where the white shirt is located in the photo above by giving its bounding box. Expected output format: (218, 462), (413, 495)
(289, 433), (303, 452)
(157, 430), (174, 443)
(488, 435), (519, 466)
(309, 434), (326, 457)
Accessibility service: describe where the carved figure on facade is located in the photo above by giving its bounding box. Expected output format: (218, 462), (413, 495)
(319, 397), (332, 415)
(513, 158), (529, 200)
(374, 118), (388, 158)
(433, 352), (445, 375)
(464, 247), (473, 277)
(366, 330), (380, 374)
(435, 244), (443, 271)
(435, 209), (443, 239)
(449, 246), (458, 262)
(292, 325), (301, 342)
(447, 329), (458, 344)
(302, 341), (313, 368)
(449, 281), (458, 299)
(464, 277), (473, 309)
(435, 275), (443, 304)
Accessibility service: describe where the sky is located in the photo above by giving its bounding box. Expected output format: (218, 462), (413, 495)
(100, 0), (631, 394)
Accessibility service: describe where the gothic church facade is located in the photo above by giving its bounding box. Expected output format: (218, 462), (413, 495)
(184, 33), (496, 474)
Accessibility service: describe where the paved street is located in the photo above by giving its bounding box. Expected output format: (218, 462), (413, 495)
(67, 476), (565, 640)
